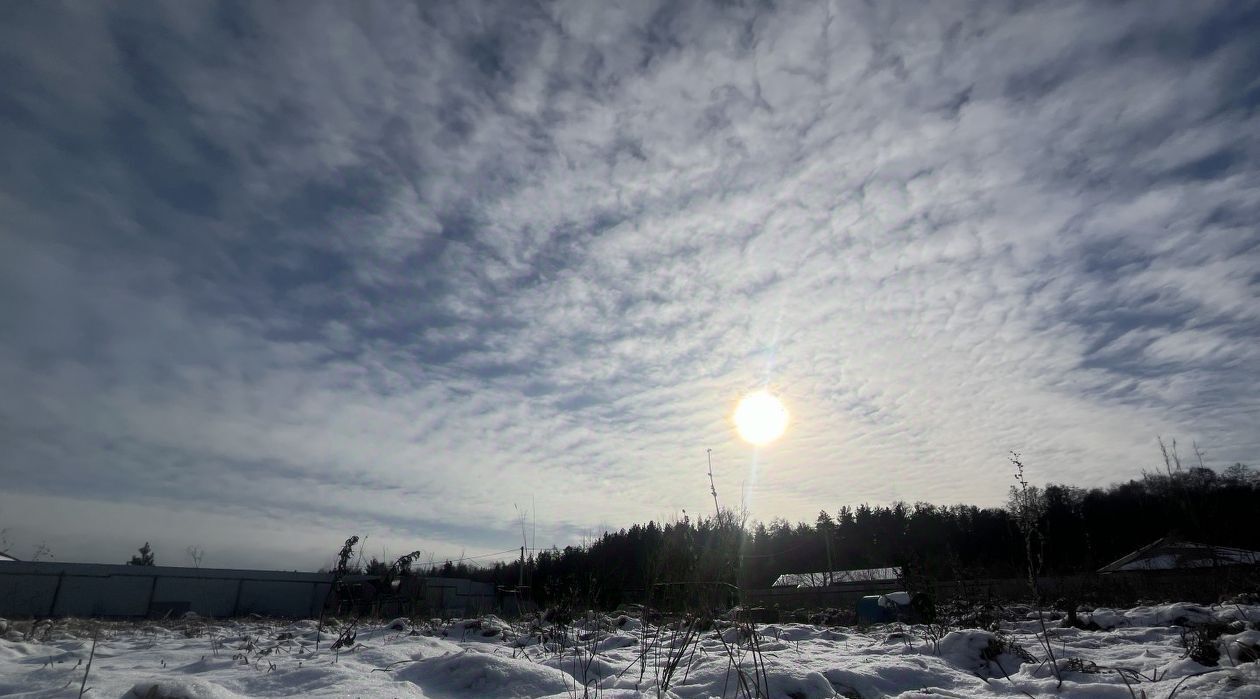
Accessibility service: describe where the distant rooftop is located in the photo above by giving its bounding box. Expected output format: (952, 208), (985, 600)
(0, 552), (17, 562)
(771, 567), (901, 588)
(1098, 537), (1260, 574)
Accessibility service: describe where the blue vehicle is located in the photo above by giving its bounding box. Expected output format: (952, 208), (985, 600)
(856, 591), (912, 624)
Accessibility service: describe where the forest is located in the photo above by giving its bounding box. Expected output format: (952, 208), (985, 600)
(416, 458), (1260, 609)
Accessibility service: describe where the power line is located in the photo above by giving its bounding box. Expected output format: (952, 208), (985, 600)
(736, 541), (813, 559)
(430, 547), (520, 563)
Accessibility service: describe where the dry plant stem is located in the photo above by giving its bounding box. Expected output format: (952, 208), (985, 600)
(1165, 669), (1225, 699)
(716, 633), (753, 699)
(77, 627), (98, 699)
(659, 619), (699, 691)
(714, 623), (767, 699)
(680, 628), (703, 686)
(1036, 614), (1063, 689)
(752, 625), (771, 697)
(1113, 668), (1140, 699)
(976, 669), (1036, 699)
(1010, 453), (1062, 689)
(615, 638), (655, 680)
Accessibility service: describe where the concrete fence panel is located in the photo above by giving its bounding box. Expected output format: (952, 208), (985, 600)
(0, 561), (333, 619)
(151, 576), (239, 617)
(238, 580), (326, 618)
(0, 572), (58, 617)
(53, 574), (151, 617)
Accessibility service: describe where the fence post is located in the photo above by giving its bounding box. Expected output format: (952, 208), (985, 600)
(48, 571), (65, 617)
(145, 575), (159, 618)
(308, 581), (321, 618)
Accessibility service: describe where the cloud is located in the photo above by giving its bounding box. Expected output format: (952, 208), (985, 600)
(1, 0), (1257, 568)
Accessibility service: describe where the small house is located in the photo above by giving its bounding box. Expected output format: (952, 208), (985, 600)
(771, 567), (902, 588)
(751, 567), (903, 616)
(1098, 537), (1260, 574)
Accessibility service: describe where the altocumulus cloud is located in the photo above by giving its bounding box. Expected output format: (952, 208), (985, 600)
(1, 0), (1257, 568)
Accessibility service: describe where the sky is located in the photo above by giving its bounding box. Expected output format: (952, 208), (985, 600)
(1, 0), (1258, 571)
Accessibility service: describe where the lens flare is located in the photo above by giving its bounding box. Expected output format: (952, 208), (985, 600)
(733, 391), (788, 446)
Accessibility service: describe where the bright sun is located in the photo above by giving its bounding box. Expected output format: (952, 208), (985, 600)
(733, 391), (789, 446)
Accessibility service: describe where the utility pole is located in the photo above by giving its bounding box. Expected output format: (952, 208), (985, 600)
(822, 527), (833, 586)
(707, 449), (720, 519)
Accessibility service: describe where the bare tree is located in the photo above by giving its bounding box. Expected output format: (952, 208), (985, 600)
(186, 545), (205, 568)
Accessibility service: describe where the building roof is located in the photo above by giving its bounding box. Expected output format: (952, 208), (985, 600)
(771, 567), (901, 588)
(0, 551), (17, 562)
(1098, 537), (1260, 574)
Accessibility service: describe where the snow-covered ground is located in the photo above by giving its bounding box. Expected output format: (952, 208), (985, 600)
(1, 604), (1257, 698)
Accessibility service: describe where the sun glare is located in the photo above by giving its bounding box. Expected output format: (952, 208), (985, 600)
(733, 391), (789, 446)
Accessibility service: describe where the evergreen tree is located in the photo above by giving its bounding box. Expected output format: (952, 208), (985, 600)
(128, 542), (156, 566)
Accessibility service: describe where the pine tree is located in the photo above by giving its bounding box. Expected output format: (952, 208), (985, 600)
(128, 542), (156, 566)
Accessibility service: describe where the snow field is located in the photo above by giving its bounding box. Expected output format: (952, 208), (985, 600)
(0, 603), (1257, 698)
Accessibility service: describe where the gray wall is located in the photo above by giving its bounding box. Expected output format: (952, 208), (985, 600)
(422, 577), (498, 618)
(0, 561), (332, 619)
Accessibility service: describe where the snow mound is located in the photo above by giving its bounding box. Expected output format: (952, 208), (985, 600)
(1085, 603), (1217, 629)
(1221, 629), (1260, 664)
(539, 691), (663, 699)
(822, 661), (972, 699)
(539, 650), (621, 686)
(395, 648), (571, 699)
(129, 679), (248, 699)
(442, 616), (513, 642)
(937, 630), (1025, 677)
(614, 614), (643, 632)
(762, 669), (839, 699)
(595, 633), (638, 652)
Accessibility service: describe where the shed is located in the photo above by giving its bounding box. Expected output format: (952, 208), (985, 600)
(1098, 537), (1260, 574)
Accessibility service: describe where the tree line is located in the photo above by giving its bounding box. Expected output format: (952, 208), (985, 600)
(428, 459), (1259, 608)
